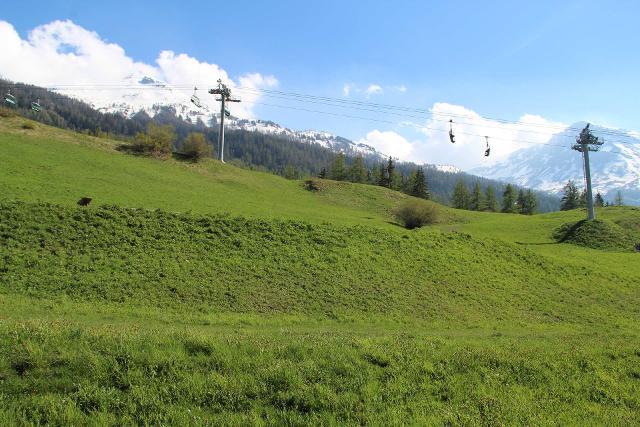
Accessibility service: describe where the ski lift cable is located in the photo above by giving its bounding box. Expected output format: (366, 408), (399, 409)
(12, 81), (634, 138)
(9, 81), (632, 136)
(2, 82), (634, 153)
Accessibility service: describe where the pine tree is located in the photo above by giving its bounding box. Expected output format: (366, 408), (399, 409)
(329, 152), (346, 181)
(318, 167), (327, 179)
(485, 186), (498, 212)
(615, 190), (624, 206)
(348, 154), (368, 183)
(376, 163), (387, 187)
(386, 157), (399, 189)
(408, 168), (429, 199)
(283, 164), (297, 180)
(516, 189), (527, 214)
(579, 189), (588, 208)
(452, 179), (470, 210)
(594, 192), (604, 208)
(501, 184), (517, 213)
(560, 180), (580, 210)
(521, 190), (537, 215)
(470, 182), (486, 211)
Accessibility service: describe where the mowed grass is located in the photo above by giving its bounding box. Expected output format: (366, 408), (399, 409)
(1, 116), (640, 424)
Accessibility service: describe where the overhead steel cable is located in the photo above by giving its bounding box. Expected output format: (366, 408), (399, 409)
(9, 81), (634, 136)
(4, 81), (638, 149)
(11, 81), (635, 138)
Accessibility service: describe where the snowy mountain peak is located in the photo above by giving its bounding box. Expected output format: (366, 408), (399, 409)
(471, 122), (640, 204)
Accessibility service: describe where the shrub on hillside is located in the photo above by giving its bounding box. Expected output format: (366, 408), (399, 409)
(394, 200), (439, 229)
(21, 122), (35, 130)
(0, 107), (16, 118)
(132, 123), (176, 157)
(182, 132), (210, 161)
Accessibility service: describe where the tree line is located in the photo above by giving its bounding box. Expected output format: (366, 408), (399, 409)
(321, 153), (430, 199)
(451, 180), (537, 214)
(560, 180), (624, 210)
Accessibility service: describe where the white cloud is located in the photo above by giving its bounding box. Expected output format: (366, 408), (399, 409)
(354, 103), (568, 170)
(400, 103), (567, 169)
(343, 83), (351, 96)
(394, 84), (407, 93)
(0, 20), (277, 118)
(356, 130), (415, 160)
(365, 84), (383, 97)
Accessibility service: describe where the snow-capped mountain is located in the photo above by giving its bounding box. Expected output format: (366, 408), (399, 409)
(227, 119), (382, 158)
(53, 76), (386, 159)
(51, 75), (509, 174)
(471, 122), (640, 204)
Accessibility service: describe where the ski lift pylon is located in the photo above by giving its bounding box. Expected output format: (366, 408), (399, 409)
(484, 136), (490, 157)
(449, 119), (455, 143)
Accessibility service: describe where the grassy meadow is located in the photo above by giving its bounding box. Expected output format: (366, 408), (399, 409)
(1, 115), (639, 425)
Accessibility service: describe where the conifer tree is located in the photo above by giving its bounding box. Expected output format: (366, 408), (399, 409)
(470, 182), (486, 211)
(579, 189), (588, 208)
(560, 180), (580, 210)
(348, 154), (367, 183)
(329, 152), (346, 181)
(376, 163), (387, 187)
(615, 190), (624, 206)
(318, 167), (327, 179)
(408, 168), (429, 199)
(502, 184), (517, 213)
(516, 189), (527, 213)
(386, 157), (399, 189)
(485, 186), (498, 212)
(594, 192), (604, 208)
(521, 190), (537, 215)
(452, 179), (470, 209)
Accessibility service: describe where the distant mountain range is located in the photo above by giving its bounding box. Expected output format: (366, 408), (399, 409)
(53, 75), (464, 168)
(471, 122), (640, 205)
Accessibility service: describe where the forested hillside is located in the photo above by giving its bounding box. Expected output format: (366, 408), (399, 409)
(0, 79), (559, 210)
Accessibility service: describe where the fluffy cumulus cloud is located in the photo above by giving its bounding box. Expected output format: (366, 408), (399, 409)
(356, 130), (415, 160)
(0, 20), (277, 118)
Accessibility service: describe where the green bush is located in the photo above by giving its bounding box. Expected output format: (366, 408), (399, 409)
(0, 107), (16, 118)
(21, 122), (35, 130)
(181, 132), (210, 161)
(394, 200), (439, 229)
(131, 123), (176, 157)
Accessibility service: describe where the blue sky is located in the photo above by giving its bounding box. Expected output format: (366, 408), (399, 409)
(1, 0), (639, 167)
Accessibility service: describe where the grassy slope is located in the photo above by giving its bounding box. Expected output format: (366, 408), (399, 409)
(1, 116), (640, 424)
(0, 116), (432, 228)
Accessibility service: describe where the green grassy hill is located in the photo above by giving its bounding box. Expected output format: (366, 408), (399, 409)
(1, 116), (639, 425)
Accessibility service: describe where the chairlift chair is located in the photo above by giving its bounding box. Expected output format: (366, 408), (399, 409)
(31, 99), (41, 112)
(484, 136), (490, 157)
(4, 90), (17, 106)
(449, 119), (455, 143)
(224, 107), (231, 117)
(190, 87), (203, 108)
